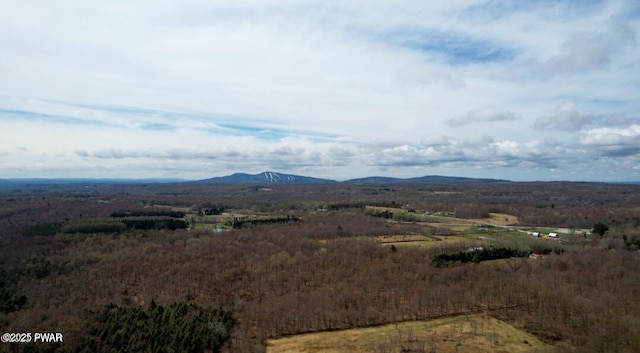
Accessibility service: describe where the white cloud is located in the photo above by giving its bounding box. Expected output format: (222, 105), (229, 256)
(533, 102), (596, 131)
(534, 102), (640, 132)
(539, 32), (616, 75)
(580, 124), (640, 157)
(447, 107), (518, 126)
(533, 2), (637, 77)
(370, 137), (573, 172)
(421, 135), (453, 147)
(396, 63), (465, 89)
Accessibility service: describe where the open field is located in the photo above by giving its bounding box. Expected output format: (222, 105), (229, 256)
(375, 212), (524, 249)
(375, 234), (486, 249)
(476, 213), (519, 226)
(267, 314), (553, 353)
(418, 213), (519, 230)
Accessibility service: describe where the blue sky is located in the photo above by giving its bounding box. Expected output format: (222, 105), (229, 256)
(1, 0), (639, 181)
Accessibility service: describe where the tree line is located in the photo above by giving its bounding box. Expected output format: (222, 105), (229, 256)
(110, 210), (186, 218)
(431, 246), (563, 267)
(58, 217), (187, 234)
(21, 211), (188, 237)
(230, 215), (299, 229)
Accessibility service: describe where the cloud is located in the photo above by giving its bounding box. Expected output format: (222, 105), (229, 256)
(0, 97), (343, 143)
(533, 102), (597, 131)
(371, 137), (572, 171)
(579, 124), (640, 157)
(421, 135), (453, 147)
(373, 144), (464, 167)
(539, 33), (616, 76)
(447, 108), (518, 126)
(535, 3), (637, 77)
(395, 64), (464, 89)
(75, 149), (220, 160)
(73, 136), (360, 178)
(534, 102), (640, 131)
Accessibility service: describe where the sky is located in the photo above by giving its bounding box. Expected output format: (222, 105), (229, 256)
(1, 1), (639, 182)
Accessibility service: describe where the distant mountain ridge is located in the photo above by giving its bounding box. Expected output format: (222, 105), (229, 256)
(0, 171), (510, 186)
(4, 172), (636, 185)
(196, 171), (508, 184)
(345, 175), (508, 184)
(196, 171), (336, 184)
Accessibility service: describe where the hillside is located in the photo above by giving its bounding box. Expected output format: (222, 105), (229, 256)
(195, 171), (508, 185)
(196, 171), (336, 184)
(345, 175), (508, 184)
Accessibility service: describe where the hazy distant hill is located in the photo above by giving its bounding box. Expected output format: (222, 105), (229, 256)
(0, 172), (511, 187)
(0, 178), (185, 190)
(344, 175), (509, 184)
(196, 171), (337, 184)
(195, 172), (508, 185)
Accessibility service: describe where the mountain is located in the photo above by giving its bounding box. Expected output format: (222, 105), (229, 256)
(343, 176), (405, 184)
(195, 172), (508, 185)
(344, 175), (508, 184)
(1, 173), (511, 186)
(196, 171), (337, 184)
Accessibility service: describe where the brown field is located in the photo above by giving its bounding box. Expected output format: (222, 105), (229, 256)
(422, 213), (519, 228)
(375, 234), (436, 243)
(376, 234), (483, 249)
(267, 314), (553, 353)
(367, 205), (518, 227)
(477, 213), (519, 226)
(374, 212), (519, 249)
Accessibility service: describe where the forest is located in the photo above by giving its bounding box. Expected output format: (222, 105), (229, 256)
(0, 180), (639, 352)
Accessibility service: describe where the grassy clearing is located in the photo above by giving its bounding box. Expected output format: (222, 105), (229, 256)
(376, 235), (484, 249)
(425, 212), (518, 226)
(267, 314), (553, 353)
(375, 234), (436, 243)
(477, 213), (519, 226)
